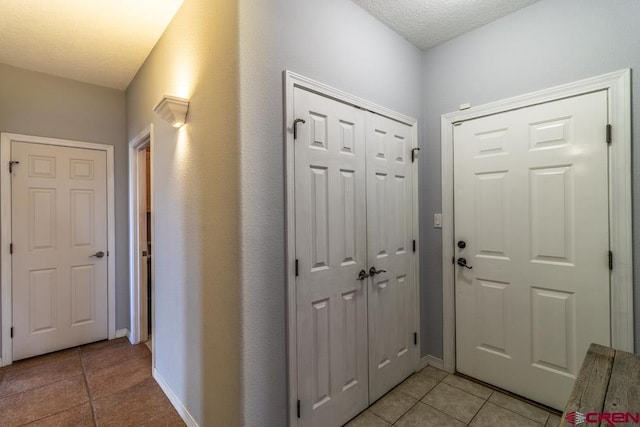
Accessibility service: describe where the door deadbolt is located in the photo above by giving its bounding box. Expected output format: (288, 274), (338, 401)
(458, 240), (466, 249)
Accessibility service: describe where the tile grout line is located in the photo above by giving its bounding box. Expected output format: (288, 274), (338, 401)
(79, 351), (99, 427)
(465, 391), (493, 426)
(392, 372), (447, 425)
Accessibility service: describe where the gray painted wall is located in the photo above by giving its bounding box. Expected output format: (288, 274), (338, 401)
(126, 0), (241, 425)
(239, 0), (423, 425)
(420, 0), (640, 359)
(0, 64), (129, 346)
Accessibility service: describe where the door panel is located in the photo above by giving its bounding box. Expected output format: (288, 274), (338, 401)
(12, 141), (108, 360)
(294, 88), (368, 427)
(454, 91), (610, 409)
(366, 112), (416, 403)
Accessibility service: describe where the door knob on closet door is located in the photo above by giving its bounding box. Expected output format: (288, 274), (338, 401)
(357, 270), (369, 281)
(369, 267), (386, 277)
(457, 257), (472, 269)
(89, 251), (105, 259)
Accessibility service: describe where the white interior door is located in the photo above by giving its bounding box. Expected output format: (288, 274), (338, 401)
(12, 141), (109, 360)
(454, 91), (610, 409)
(294, 88), (369, 426)
(366, 112), (417, 403)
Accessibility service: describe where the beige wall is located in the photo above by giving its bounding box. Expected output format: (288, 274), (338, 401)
(0, 63), (129, 347)
(125, 0), (241, 425)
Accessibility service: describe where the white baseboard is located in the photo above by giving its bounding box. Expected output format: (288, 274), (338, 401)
(153, 368), (199, 427)
(115, 328), (130, 340)
(420, 354), (445, 371)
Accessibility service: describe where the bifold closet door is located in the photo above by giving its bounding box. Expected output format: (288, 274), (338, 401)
(294, 87), (369, 427)
(365, 112), (417, 403)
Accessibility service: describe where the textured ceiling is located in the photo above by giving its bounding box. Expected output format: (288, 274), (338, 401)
(0, 0), (184, 89)
(351, 0), (541, 51)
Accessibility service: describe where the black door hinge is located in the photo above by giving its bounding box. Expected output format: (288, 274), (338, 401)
(295, 259), (299, 277)
(9, 243), (13, 254)
(414, 332), (417, 346)
(297, 400), (301, 418)
(606, 124), (612, 145)
(10, 327), (13, 338)
(609, 251), (613, 270)
(452, 256), (455, 265)
(293, 119), (306, 140)
(412, 240), (416, 253)
(9, 161), (19, 173)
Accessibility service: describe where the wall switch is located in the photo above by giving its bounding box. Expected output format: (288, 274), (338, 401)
(434, 213), (442, 228)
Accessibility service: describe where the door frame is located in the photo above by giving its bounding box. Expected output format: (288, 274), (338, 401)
(284, 70), (420, 425)
(440, 69), (633, 373)
(0, 132), (117, 366)
(128, 125), (155, 351)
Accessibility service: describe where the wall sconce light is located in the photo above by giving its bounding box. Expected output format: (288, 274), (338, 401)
(153, 95), (190, 128)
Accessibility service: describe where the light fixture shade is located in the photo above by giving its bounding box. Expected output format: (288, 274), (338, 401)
(153, 95), (190, 128)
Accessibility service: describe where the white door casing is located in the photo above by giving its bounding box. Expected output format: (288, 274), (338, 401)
(294, 87), (369, 426)
(454, 91), (610, 409)
(1, 133), (116, 366)
(11, 141), (109, 360)
(366, 112), (418, 403)
(129, 126), (154, 348)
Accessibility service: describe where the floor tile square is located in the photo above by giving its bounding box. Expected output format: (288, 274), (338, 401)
(26, 403), (94, 426)
(93, 377), (184, 426)
(421, 382), (485, 423)
(419, 366), (448, 381)
(0, 376), (89, 426)
(369, 389), (417, 424)
(85, 354), (151, 400)
(395, 402), (466, 427)
(396, 371), (440, 400)
(0, 351), (83, 398)
(442, 375), (492, 399)
(489, 392), (549, 424)
(344, 410), (390, 427)
(470, 402), (544, 427)
(81, 341), (150, 373)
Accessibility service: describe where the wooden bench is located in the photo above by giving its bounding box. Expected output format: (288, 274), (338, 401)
(560, 343), (640, 426)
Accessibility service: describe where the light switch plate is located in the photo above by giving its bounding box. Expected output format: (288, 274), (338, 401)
(434, 213), (442, 228)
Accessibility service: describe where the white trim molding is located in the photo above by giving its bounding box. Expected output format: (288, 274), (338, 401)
(153, 368), (199, 427)
(128, 125), (154, 347)
(115, 328), (130, 340)
(284, 70), (420, 426)
(0, 133), (117, 366)
(441, 69), (634, 373)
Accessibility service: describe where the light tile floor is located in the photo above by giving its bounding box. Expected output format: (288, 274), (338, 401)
(345, 366), (562, 427)
(0, 338), (184, 426)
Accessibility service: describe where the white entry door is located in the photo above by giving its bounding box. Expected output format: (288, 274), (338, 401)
(294, 88), (369, 427)
(11, 141), (109, 360)
(454, 91), (610, 409)
(366, 112), (417, 403)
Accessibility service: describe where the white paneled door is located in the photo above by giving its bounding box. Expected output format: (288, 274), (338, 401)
(294, 87), (417, 426)
(11, 142), (108, 360)
(454, 91), (610, 410)
(366, 112), (417, 403)
(295, 88), (369, 427)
